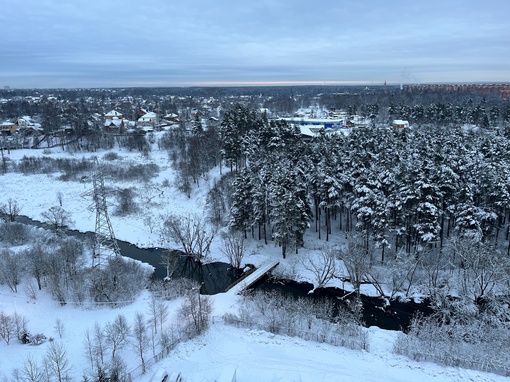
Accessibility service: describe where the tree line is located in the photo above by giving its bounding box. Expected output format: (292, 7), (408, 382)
(222, 106), (510, 264)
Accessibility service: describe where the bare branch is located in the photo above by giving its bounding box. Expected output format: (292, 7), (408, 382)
(221, 231), (246, 269)
(300, 247), (337, 291)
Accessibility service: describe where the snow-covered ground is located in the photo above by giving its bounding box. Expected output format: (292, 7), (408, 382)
(146, 323), (504, 382)
(0, 140), (507, 381)
(0, 285), (505, 382)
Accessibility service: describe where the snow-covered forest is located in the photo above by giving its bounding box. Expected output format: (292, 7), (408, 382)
(0, 86), (509, 381)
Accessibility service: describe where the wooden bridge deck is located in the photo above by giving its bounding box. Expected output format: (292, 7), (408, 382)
(226, 259), (280, 295)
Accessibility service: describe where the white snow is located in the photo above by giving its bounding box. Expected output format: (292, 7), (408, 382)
(0, 284), (505, 382)
(0, 138), (506, 381)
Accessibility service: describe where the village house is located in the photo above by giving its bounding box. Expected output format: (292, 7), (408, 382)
(157, 113), (180, 130)
(1, 121), (17, 135)
(137, 110), (158, 126)
(392, 119), (410, 129)
(103, 110), (130, 133)
(105, 110), (123, 120)
(162, 113), (179, 123)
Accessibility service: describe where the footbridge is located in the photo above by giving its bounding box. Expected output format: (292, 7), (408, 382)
(226, 259), (280, 295)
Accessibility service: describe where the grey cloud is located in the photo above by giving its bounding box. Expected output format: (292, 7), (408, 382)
(1, 0), (509, 88)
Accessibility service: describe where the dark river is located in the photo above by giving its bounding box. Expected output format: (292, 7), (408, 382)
(16, 216), (432, 330)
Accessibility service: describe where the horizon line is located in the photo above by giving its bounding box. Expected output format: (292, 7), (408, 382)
(3, 80), (510, 91)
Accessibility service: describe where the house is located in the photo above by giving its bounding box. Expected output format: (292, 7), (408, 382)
(105, 110), (123, 120)
(1, 121), (17, 135)
(392, 119), (410, 129)
(104, 118), (125, 133)
(137, 111), (158, 126)
(15, 117), (44, 136)
(103, 110), (132, 133)
(163, 113), (179, 123)
(158, 113), (180, 130)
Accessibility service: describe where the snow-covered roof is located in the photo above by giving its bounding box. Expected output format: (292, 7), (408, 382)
(105, 110), (123, 117)
(392, 119), (409, 125)
(299, 124), (324, 138)
(138, 112), (157, 122)
(104, 118), (124, 127)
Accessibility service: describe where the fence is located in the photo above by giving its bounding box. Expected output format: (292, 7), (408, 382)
(122, 314), (368, 381)
(123, 331), (187, 381)
(215, 315), (369, 352)
(403, 351), (510, 377)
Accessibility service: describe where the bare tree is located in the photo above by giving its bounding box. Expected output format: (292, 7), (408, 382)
(339, 234), (371, 298)
(160, 249), (180, 279)
(146, 294), (170, 356)
(147, 295), (158, 336)
(12, 312), (28, 342)
(54, 318), (65, 339)
(455, 240), (510, 301)
(221, 231), (246, 270)
(92, 323), (106, 369)
(300, 247), (338, 291)
(44, 341), (71, 382)
(104, 314), (130, 359)
(56, 191), (64, 207)
(83, 329), (95, 370)
(386, 249), (426, 299)
(0, 198), (22, 222)
(143, 214), (157, 234)
(160, 214), (216, 262)
(58, 236), (84, 278)
(0, 248), (23, 293)
(41, 206), (73, 230)
(19, 355), (45, 382)
(0, 311), (14, 345)
(157, 298), (169, 334)
(132, 312), (150, 374)
(179, 285), (212, 336)
(24, 244), (50, 291)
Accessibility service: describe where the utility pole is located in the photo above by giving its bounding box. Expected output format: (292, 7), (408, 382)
(83, 172), (121, 267)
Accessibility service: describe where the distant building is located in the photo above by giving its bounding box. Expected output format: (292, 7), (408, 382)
(1, 121), (17, 135)
(158, 113), (180, 130)
(103, 110), (128, 133)
(284, 117), (344, 129)
(392, 119), (410, 129)
(137, 110), (158, 126)
(104, 118), (124, 133)
(105, 110), (123, 120)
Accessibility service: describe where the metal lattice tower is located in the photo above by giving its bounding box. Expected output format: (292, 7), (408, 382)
(84, 172), (121, 268)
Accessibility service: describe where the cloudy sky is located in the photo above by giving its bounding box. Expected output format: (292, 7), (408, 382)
(1, 0), (509, 88)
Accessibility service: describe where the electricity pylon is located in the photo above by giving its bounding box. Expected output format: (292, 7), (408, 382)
(83, 172), (121, 268)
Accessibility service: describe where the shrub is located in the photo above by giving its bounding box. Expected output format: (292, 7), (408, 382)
(114, 188), (139, 216)
(0, 222), (30, 245)
(89, 257), (153, 304)
(103, 152), (120, 161)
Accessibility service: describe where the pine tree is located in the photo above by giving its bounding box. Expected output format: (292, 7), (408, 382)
(229, 168), (254, 238)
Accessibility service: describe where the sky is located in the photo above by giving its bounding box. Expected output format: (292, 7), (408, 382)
(1, 0), (509, 89)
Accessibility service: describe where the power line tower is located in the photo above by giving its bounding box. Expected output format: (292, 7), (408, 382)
(83, 172), (121, 268)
